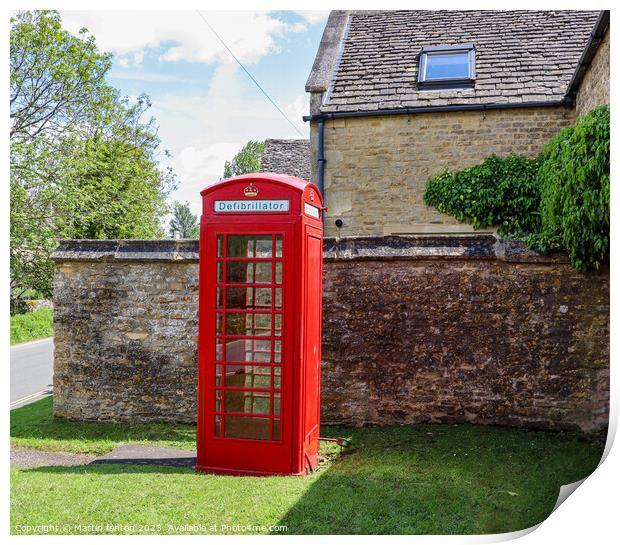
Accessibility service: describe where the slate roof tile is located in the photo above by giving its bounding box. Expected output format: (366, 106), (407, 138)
(320, 10), (599, 113)
(260, 139), (311, 181)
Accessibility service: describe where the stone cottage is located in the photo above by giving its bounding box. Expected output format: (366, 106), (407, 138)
(305, 10), (609, 236)
(51, 10), (610, 434)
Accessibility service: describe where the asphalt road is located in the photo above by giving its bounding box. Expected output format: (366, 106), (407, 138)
(10, 337), (54, 408)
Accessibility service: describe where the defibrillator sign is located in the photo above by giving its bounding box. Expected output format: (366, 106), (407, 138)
(214, 200), (290, 213)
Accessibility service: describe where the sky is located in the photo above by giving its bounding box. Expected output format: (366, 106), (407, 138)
(60, 10), (329, 217)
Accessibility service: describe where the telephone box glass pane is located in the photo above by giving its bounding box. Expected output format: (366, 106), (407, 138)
(226, 261), (272, 284)
(227, 236), (272, 258)
(224, 416), (270, 440)
(225, 287), (273, 309)
(221, 338), (245, 362)
(250, 351), (271, 363)
(224, 365), (272, 389)
(275, 235), (282, 257)
(224, 390), (270, 415)
(275, 288), (282, 309)
(274, 366), (281, 389)
(217, 236), (224, 257)
(274, 314), (282, 335)
(247, 313), (272, 336)
(273, 419), (280, 441)
(274, 340), (281, 363)
(275, 262), (282, 284)
(246, 339), (272, 362)
(273, 393), (280, 416)
(221, 338), (272, 362)
(225, 313), (244, 335)
(225, 312), (271, 336)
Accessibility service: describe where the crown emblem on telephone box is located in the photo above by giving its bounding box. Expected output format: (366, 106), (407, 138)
(243, 184), (259, 197)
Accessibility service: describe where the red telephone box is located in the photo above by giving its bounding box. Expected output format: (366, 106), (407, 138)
(197, 173), (323, 476)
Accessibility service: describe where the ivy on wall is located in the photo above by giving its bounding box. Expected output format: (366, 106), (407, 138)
(423, 105), (610, 271)
(423, 154), (542, 238)
(530, 105), (610, 271)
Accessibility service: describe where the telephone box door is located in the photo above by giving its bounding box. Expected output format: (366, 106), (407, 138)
(198, 223), (295, 474)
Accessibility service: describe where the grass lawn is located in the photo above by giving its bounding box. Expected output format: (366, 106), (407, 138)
(11, 398), (604, 535)
(10, 308), (53, 345)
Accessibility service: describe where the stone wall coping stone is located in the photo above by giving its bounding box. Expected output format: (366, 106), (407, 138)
(51, 235), (568, 265)
(323, 235), (568, 263)
(50, 239), (199, 263)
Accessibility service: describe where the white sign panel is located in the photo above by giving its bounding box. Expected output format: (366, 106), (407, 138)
(304, 202), (320, 218)
(214, 200), (289, 213)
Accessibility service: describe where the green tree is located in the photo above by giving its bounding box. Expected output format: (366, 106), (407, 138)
(169, 202), (200, 239)
(223, 140), (265, 178)
(10, 179), (57, 299)
(10, 11), (111, 143)
(10, 11), (176, 299)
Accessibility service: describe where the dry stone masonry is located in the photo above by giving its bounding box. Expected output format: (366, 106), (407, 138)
(322, 236), (609, 434)
(51, 237), (609, 434)
(52, 240), (199, 423)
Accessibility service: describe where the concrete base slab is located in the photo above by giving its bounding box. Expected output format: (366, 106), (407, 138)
(90, 444), (196, 468)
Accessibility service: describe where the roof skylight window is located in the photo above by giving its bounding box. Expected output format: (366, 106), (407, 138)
(418, 44), (476, 89)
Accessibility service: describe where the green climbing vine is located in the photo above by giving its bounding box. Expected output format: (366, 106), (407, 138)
(423, 105), (610, 271)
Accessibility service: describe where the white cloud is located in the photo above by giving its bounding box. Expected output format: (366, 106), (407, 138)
(108, 72), (190, 83)
(293, 11), (329, 24)
(61, 10), (309, 67)
(176, 142), (241, 184)
(285, 94), (310, 128)
(151, 64), (309, 216)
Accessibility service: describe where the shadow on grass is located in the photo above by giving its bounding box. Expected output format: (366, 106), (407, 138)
(11, 396), (196, 454)
(272, 424), (605, 535)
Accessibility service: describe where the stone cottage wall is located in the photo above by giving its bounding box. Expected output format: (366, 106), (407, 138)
(309, 106), (575, 237)
(575, 29), (610, 118)
(51, 237), (609, 434)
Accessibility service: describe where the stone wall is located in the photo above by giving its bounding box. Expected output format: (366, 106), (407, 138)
(51, 237), (609, 434)
(309, 106), (575, 237)
(575, 29), (610, 118)
(52, 240), (199, 422)
(322, 236), (609, 434)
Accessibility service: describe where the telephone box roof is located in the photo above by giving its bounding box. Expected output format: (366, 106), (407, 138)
(200, 172), (320, 198)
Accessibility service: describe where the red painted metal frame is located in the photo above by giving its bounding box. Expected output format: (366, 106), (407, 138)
(197, 173), (323, 476)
